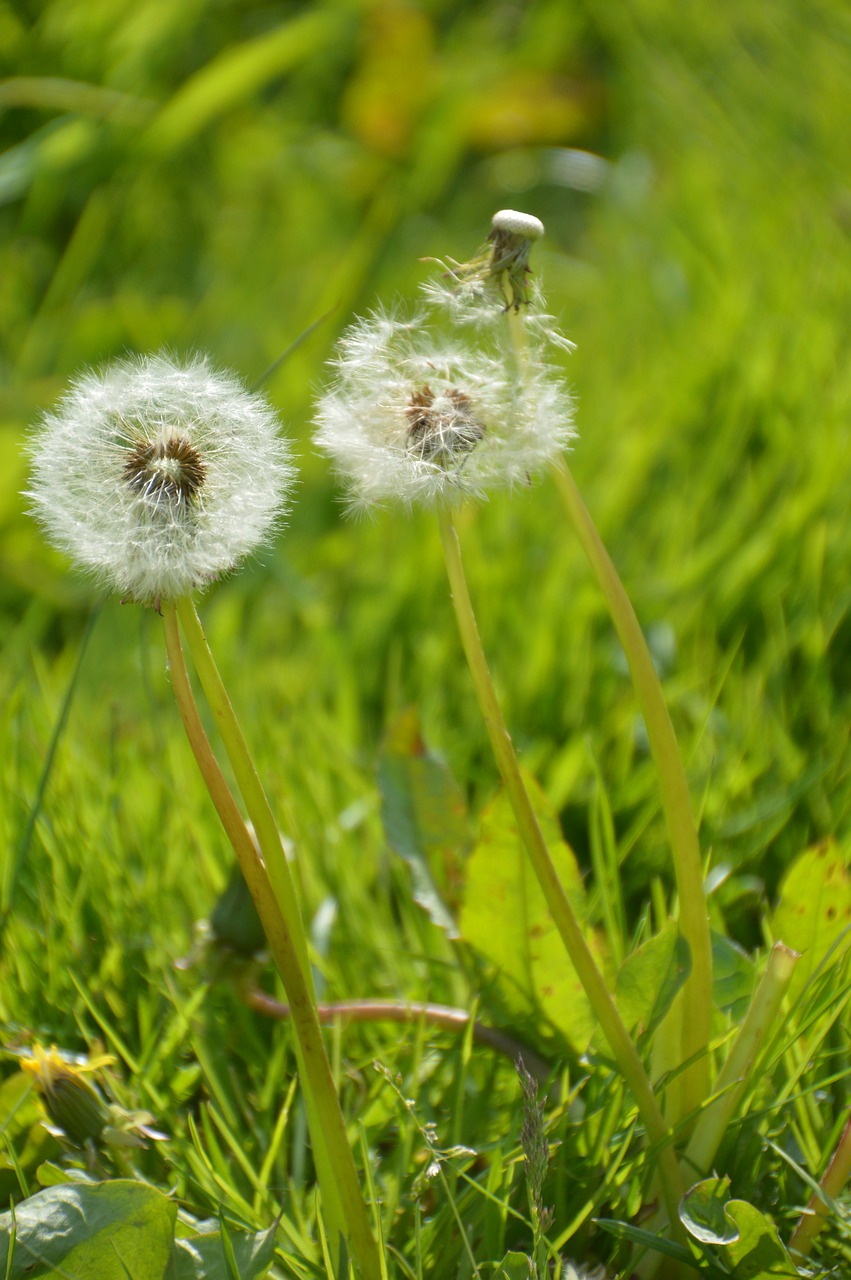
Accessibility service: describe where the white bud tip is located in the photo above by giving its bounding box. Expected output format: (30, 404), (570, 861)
(491, 209), (545, 239)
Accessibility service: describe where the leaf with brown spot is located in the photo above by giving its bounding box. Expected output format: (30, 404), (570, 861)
(770, 837), (851, 1002)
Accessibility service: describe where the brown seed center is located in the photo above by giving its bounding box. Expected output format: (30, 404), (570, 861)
(406, 384), (484, 465)
(123, 434), (206, 505)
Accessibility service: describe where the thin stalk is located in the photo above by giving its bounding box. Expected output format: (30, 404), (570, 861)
(241, 991), (553, 1084)
(3, 605), (99, 920)
(175, 596), (311, 985)
(162, 603), (381, 1280)
(788, 1109), (851, 1260)
(437, 505), (686, 1234)
(551, 460), (713, 1120)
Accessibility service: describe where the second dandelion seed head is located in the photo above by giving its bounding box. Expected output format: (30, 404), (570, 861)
(314, 213), (574, 509)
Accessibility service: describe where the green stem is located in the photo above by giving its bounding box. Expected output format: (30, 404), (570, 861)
(551, 460), (713, 1120)
(436, 506), (686, 1234)
(788, 1109), (851, 1260)
(162, 602), (381, 1280)
(685, 942), (799, 1175)
(174, 596), (311, 984)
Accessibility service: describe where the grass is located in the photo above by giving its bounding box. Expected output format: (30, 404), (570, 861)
(1, 0), (850, 1276)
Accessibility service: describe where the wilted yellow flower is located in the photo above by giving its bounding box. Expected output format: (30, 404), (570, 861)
(21, 1043), (115, 1146)
(19, 1042), (166, 1150)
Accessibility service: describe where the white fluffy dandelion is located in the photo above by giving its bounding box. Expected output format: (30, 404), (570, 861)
(28, 353), (294, 603)
(313, 302), (574, 509)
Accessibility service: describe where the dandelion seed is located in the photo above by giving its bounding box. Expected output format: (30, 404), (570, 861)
(405, 383), (485, 464)
(27, 353), (294, 605)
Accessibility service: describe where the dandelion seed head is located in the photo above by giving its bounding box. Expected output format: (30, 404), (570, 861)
(313, 302), (574, 510)
(27, 353), (294, 603)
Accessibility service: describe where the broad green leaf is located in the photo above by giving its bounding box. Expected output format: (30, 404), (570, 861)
(770, 838), (851, 1002)
(712, 932), (757, 1019)
(494, 1251), (532, 1278)
(679, 1177), (738, 1245)
(379, 707), (469, 937)
(723, 1200), (799, 1278)
(459, 775), (607, 1051)
(0, 1179), (176, 1279)
(615, 920), (690, 1038)
(169, 1222), (277, 1280)
(35, 1161), (76, 1186)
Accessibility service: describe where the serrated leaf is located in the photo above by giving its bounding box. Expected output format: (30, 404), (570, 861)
(169, 1222), (277, 1280)
(615, 919), (690, 1038)
(0, 1179), (176, 1279)
(723, 1200), (799, 1278)
(458, 774), (607, 1051)
(679, 1177), (738, 1245)
(771, 838), (851, 1002)
(378, 707), (469, 936)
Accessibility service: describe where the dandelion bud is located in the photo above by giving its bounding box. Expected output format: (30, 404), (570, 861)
(490, 209), (545, 240)
(21, 1044), (111, 1145)
(27, 353), (294, 604)
(488, 209), (545, 309)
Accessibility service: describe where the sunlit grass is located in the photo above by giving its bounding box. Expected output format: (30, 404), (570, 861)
(1, 0), (850, 1275)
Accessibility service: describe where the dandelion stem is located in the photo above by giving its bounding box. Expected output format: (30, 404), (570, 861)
(174, 596), (311, 983)
(686, 941), (799, 1175)
(551, 460), (713, 1121)
(436, 504), (686, 1234)
(241, 991), (553, 1083)
(788, 1108), (851, 1260)
(162, 601), (382, 1280)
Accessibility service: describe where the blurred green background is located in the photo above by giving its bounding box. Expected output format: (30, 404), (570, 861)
(1, 0), (850, 1016)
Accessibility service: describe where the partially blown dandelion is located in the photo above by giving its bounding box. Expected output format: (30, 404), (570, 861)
(313, 300), (574, 508)
(28, 353), (293, 604)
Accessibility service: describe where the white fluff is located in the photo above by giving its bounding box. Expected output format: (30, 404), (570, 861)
(313, 292), (575, 510)
(27, 353), (294, 603)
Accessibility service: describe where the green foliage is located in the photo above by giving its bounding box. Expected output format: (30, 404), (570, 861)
(614, 919), (689, 1042)
(680, 1178), (799, 1278)
(0, 1181), (176, 1279)
(0, 1180), (276, 1279)
(770, 839), (851, 1002)
(2, 0), (851, 1275)
(459, 775), (603, 1052)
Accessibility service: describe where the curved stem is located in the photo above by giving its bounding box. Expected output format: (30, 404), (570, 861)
(437, 506), (686, 1234)
(242, 992), (553, 1084)
(551, 460), (713, 1121)
(162, 603), (381, 1280)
